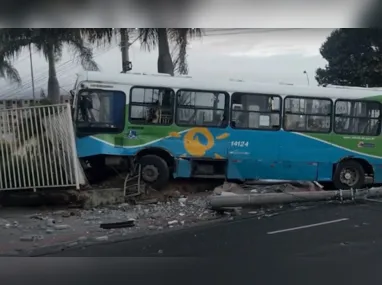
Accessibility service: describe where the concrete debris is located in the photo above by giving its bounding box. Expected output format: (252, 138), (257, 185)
(0, 180), (327, 255)
(0, 218), (10, 226)
(0, 191), (220, 255)
(29, 214), (45, 220)
(100, 220), (135, 229)
(46, 218), (56, 227)
(78, 236), (88, 242)
(54, 224), (70, 230)
(137, 198), (158, 205)
(20, 234), (44, 242)
(178, 197), (187, 204)
(213, 182), (247, 195)
(94, 236), (109, 242)
(46, 229), (55, 234)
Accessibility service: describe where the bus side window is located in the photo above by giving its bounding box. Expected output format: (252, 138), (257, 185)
(129, 87), (175, 125)
(176, 90), (228, 127)
(284, 97), (332, 133)
(334, 100), (381, 136)
(230, 93), (281, 130)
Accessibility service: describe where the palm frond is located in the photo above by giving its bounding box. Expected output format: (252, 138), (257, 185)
(0, 28), (32, 59)
(63, 30), (99, 71)
(173, 29), (188, 75)
(0, 59), (21, 85)
(168, 29), (203, 75)
(138, 28), (158, 52)
(81, 28), (116, 47)
(187, 28), (204, 39)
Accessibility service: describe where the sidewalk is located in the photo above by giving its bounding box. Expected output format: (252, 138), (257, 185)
(0, 191), (220, 256)
(0, 180), (326, 256)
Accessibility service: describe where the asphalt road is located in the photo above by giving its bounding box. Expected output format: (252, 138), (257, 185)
(34, 202), (382, 284)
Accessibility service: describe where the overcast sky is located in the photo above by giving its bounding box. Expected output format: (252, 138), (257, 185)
(0, 28), (334, 100)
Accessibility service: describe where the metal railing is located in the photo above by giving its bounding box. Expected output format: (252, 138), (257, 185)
(0, 103), (81, 191)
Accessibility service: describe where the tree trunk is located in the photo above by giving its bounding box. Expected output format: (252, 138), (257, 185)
(47, 45), (60, 104)
(157, 29), (174, 76)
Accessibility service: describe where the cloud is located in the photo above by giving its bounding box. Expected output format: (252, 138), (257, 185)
(226, 44), (320, 58)
(196, 29), (333, 58)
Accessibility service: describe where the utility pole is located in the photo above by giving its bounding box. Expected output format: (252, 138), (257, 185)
(120, 28), (132, 73)
(29, 42), (35, 100)
(303, 70), (310, 86)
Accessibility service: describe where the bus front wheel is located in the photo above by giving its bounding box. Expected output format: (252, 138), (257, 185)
(333, 160), (365, 190)
(138, 155), (170, 190)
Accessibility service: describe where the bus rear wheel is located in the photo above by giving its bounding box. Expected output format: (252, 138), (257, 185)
(333, 160), (365, 190)
(138, 155), (170, 190)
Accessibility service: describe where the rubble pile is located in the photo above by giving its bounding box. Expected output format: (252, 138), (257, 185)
(0, 180), (328, 255)
(0, 191), (221, 255)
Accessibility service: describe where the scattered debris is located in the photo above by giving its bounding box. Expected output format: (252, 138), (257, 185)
(46, 218), (56, 227)
(20, 234), (44, 242)
(46, 229), (55, 234)
(213, 182), (247, 195)
(100, 220), (135, 229)
(29, 214), (44, 220)
(94, 236), (109, 242)
(136, 198), (158, 205)
(178, 197), (187, 203)
(54, 224), (70, 230)
(0, 179), (358, 255)
(168, 220), (179, 226)
(78, 236), (88, 242)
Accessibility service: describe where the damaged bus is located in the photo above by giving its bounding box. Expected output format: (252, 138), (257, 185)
(71, 71), (382, 190)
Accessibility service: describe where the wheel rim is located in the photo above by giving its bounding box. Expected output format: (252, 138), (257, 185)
(339, 168), (359, 187)
(141, 165), (159, 182)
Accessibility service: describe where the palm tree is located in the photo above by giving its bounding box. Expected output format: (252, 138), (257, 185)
(0, 28), (101, 103)
(0, 56), (21, 85)
(138, 28), (203, 76)
(81, 28), (203, 75)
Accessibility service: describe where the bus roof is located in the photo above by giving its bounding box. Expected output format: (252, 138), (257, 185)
(77, 71), (382, 100)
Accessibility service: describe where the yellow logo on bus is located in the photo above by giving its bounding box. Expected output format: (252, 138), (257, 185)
(168, 128), (231, 157)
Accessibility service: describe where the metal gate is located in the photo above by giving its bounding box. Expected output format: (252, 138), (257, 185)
(0, 103), (83, 190)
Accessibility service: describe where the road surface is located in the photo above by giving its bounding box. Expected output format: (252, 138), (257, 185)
(32, 202), (382, 284)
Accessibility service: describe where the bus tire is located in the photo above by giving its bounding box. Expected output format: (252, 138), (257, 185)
(333, 160), (365, 190)
(138, 155), (170, 189)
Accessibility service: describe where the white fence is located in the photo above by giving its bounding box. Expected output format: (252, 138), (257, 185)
(0, 103), (84, 191)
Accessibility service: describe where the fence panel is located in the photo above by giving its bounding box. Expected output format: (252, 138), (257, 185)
(0, 103), (82, 190)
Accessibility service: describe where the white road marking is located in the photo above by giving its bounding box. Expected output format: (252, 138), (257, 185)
(267, 218), (349, 235)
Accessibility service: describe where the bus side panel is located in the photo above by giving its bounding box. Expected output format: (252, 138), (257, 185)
(373, 164), (382, 183)
(278, 132), (333, 181)
(226, 128), (281, 180)
(316, 162), (334, 181)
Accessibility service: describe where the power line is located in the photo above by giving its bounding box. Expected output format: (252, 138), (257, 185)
(5, 35), (142, 98)
(1, 29), (297, 99)
(5, 34), (142, 98)
(0, 43), (119, 98)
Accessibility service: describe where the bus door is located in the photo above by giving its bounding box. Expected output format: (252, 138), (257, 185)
(279, 97), (332, 181)
(226, 93), (282, 180)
